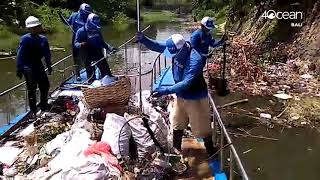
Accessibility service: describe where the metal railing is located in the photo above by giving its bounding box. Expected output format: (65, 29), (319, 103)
(150, 54), (167, 90)
(148, 54), (249, 179)
(0, 54), (73, 125)
(209, 93), (249, 180)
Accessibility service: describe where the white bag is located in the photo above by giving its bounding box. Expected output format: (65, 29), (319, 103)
(124, 112), (169, 159)
(101, 113), (131, 156)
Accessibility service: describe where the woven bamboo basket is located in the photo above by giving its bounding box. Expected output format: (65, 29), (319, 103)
(82, 77), (131, 108)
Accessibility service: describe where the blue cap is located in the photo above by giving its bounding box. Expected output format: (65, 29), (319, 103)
(201, 16), (216, 30)
(86, 13), (101, 31)
(163, 34), (186, 58)
(79, 3), (92, 17)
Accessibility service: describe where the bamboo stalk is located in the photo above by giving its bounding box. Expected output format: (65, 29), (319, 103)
(217, 99), (249, 109)
(230, 132), (279, 141)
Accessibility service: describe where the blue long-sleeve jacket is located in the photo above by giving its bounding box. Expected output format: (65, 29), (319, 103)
(17, 33), (51, 72)
(141, 36), (208, 100)
(74, 27), (113, 61)
(191, 29), (224, 56)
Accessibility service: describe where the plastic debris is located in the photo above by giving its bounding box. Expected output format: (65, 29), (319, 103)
(0, 147), (23, 166)
(273, 93), (293, 100)
(260, 113), (272, 119)
(300, 74), (313, 79)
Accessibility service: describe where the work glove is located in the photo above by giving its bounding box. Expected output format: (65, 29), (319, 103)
(151, 87), (170, 97)
(16, 70), (23, 79)
(136, 32), (144, 42)
(48, 66), (52, 75)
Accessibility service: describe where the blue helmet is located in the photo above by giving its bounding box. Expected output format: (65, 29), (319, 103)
(79, 3), (92, 19)
(86, 13), (101, 31)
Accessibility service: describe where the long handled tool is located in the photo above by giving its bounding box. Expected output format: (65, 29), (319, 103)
(58, 12), (75, 34)
(216, 43), (230, 96)
(216, 12), (230, 96)
(137, 0), (143, 112)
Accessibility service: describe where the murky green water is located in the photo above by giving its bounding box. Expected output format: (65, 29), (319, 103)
(213, 92), (320, 180)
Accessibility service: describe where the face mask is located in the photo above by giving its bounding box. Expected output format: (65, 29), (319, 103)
(172, 45), (185, 59)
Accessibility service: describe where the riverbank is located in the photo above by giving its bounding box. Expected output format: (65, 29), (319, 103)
(204, 34), (320, 128)
(183, 0), (320, 129)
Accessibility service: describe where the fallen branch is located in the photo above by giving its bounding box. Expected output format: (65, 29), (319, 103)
(274, 105), (289, 119)
(243, 149), (253, 154)
(217, 99), (249, 109)
(229, 132), (279, 141)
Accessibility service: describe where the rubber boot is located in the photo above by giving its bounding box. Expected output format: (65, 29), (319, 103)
(173, 130), (184, 151)
(203, 136), (217, 158)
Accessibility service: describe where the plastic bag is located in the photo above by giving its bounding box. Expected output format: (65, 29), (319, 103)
(101, 113), (131, 156)
(48, 129), (93, 171)
(124, 113), (168, 159)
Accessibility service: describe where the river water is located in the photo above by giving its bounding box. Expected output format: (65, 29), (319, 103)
(0, 19), (319, 180)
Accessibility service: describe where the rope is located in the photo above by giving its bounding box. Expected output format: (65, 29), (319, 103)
(0, 56), (16, 60)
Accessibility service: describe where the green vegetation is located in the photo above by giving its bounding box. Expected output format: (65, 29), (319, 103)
(111, 12), (132, 31)
(36, 4), (71, 33)
(0, 25), (19, 51)
(142, 10), (177, 24)
(0, 25), (17, 39)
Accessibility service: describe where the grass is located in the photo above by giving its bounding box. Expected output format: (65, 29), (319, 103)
(0, 25), (20, 51)
(142, 10), (177, 24)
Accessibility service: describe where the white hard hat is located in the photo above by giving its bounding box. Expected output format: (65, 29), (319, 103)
(25, 16), (41, 28)
(201, 16), (216, 30)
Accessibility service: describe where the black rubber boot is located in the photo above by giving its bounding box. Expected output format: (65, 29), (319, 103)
(173, 130), (184, 151)
(203, 136), (217, 158)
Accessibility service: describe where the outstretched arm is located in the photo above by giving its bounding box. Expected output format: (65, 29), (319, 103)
(140, 36), (166, 53)
(59, 12), (73, 26)
(209, 35), (225, 48)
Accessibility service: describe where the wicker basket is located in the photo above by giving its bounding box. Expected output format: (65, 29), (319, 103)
(82, 77), (131, 108)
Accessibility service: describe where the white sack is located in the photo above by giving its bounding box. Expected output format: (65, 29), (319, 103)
(101, 113), (131, 156)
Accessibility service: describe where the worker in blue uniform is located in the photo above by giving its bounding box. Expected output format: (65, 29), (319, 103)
(59, 3), (92, 81)
(137, 32), (216, 157)
(74, 13), (117, 82)
(191, 16), (226, 60)
(16, 16), (52, 115)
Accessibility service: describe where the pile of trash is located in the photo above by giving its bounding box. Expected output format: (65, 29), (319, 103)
(207, 36), (320, 96)
(0, 89), (186, 179)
